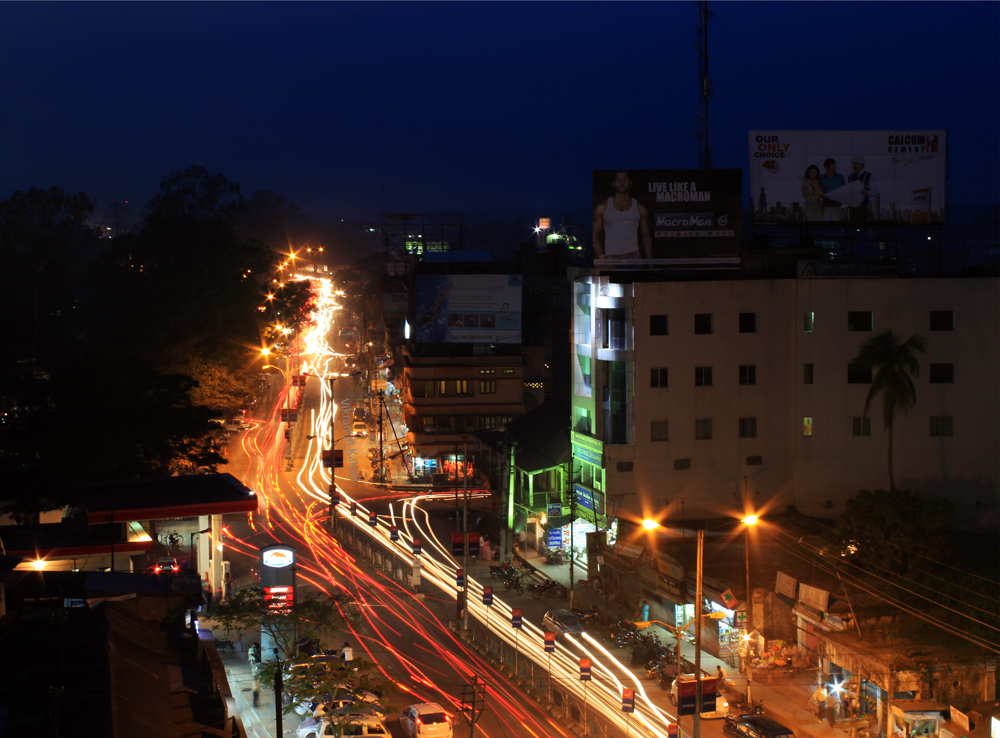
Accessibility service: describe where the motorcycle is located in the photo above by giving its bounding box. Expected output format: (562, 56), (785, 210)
(489, 561), (517, 581)
(502, 572), (524, 595)
(530, 578), (559, 599)
(658, 668), (677, 691)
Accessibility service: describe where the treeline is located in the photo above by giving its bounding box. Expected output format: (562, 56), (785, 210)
(0, 166), (318, 507)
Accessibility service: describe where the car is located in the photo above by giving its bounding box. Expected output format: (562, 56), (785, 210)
(313, 692), (384, 719)
(669, 674), (729, 718)
(154, 557), (179, 574)
(297, 715), (388, 737)
(399, 702), (452, 738)
(352, 420), (368, 438)
(353, 407), (366, 421)
(541, 609), (587, 639)
(723, 714), (795, 738)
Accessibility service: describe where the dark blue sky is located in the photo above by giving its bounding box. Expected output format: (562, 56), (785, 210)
(2, 2), (997, 220)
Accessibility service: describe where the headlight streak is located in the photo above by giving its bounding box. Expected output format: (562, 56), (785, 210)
(232, 279), (593, 738)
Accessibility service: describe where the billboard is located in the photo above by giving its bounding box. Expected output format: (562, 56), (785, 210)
(749, 130), (947, 225)
(592, 169), (742, 269)
(414, 274), (522, 344)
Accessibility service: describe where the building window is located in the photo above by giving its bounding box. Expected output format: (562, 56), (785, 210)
(616, 461), (634, 472)
(739, 417), (757, 438)
(746, 456), (762, 466)
(650, 367), (668, 388)
(804, 363), (814, 384)
(503, 369), (515, 374)
(847, 311), (873, 331)
(410, 380), (435, 398)
(695, 419), (713, 440)
(674, 458), (691, 470)
(479, 380), (497, 394)
(852, 417), (871, 437)
(930, 310), (954, 331)
(650, 314), (669, 336)
(929, 363), (954, 383)
(848, 364), (872, 384)
(804, 312), (815, 332)
(439, 380), (471, 396)
(651, 421), (669, 442)
(803, 417), (813, 436)
(930, 416), (953, 437)
(739, 312), (756, 333)
(739, 364), (757, 385)
(479, 369), (496, 375)
(694, 313), (713, 334)
(695, 366), (713, 387)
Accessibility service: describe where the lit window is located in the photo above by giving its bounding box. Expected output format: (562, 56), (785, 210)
(804, 312), (814, 332)
(803, 417), (813, 436)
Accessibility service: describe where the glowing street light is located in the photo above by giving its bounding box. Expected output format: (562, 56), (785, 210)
(642, 519), (660, 530)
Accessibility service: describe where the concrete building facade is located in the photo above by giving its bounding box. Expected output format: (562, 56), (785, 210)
(571, 273), (999, 530)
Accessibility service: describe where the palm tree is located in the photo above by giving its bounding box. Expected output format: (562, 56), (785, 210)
(851, 329), (927, 491)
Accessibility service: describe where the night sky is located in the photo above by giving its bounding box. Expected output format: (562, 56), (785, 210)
(2, 2), (997, 220)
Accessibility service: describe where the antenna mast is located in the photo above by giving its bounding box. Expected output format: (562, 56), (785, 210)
(696, 1), (714, 169)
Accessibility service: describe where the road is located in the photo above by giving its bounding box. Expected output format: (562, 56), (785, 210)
(222, 276), (577, 738)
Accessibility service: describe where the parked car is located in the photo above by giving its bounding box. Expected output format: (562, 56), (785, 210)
(154, 557), (179, 574)
(669, 674), (729, 718)
(399, 702), (452, 738)
(296, 714), (389, 737)
(542, 609), (587, 639)
(353, 407), (366, 421)
(723, 714), (795, 738)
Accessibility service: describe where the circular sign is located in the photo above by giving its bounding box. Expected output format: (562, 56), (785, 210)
(262, 546), (295, 568)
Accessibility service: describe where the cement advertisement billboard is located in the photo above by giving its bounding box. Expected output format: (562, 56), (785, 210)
(414, 274), (522, 344)
(749, 130), (947, 225)
(592, 169), (742, 269)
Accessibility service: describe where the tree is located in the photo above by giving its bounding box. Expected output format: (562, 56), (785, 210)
(823, 488), (953, 576)
(850, 329), (927, 491)
(212, 585), (351, 661)
(142, 165), (243, 225)
(0, 186), (97, 367)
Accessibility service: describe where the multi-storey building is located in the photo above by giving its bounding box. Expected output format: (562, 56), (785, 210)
(571, 272), (999, 531)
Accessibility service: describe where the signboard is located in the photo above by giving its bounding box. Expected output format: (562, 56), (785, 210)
(414, 274), (523, 344)
(260, 544), (296, 614)
(456, 568), (464, 588)
(544, 632), (555, 653)
(579, 658), (592, 681)
(668, 724), (678, 738)
(572, 432), (604, 467)
(622, 688), (635, 713)
(368, 510), (378, 528)
(678, 677), (718, 715)
(483, 587), (493, 606)
(592, 169), (742, 269)
(383, 292), (408, 315)
(452, 533), (465, 557)
(749, 130), (948, 225)
(775, 571), (798, 599)
(573, 484), (596, 513)
(468, 532), (481, 557)
(736, 610), (748, 626)
(720, 589), (739, 609)
(511, 608), (522, 629)
(547, 528), (563, 549)
(799, 583), (830, 612)
(412, 539), (421, 556)
(390, 525), (399, 542)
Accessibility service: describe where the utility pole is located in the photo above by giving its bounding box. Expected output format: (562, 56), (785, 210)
(460, 675), (487, 737)
(273, 650), (283, 738)
(462, 437), (470, 631)
(377, 388), (385, 483)
(694, 528), (704, 738)
(568, 481), (576, 608)
(696, 0), (714, 169)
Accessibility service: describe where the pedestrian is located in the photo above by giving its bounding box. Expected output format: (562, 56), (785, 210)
(204, 577), (214, 611)
(717, 665), (728, 687)
(223, 572), (232, 603)
(215, 584), (223, 607)
(341, 641), (354, 661)
(813, 685), (827, 719)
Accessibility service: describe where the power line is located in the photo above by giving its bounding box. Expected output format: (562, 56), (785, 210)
(767, 533), (1000, 653)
